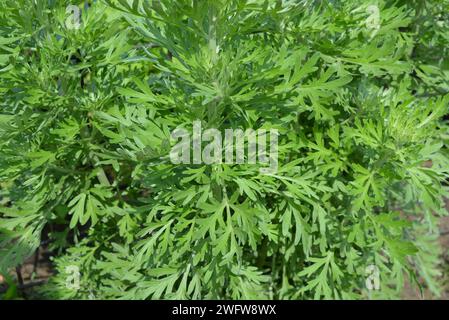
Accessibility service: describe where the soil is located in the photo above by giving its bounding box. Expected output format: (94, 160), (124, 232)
(402, 215), (449, 300)
(2, 211), (449, 300)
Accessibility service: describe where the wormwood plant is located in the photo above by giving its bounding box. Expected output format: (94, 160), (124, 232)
(1, 0), (449, 300)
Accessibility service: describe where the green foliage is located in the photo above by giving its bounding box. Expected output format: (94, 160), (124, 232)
(1, 0), (449, 300)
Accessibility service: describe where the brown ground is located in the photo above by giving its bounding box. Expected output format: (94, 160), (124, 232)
(2, 213), (449, 300)
(402, 215), (449, 300)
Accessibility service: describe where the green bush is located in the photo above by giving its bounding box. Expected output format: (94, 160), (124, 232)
(1, 0), (449, 300)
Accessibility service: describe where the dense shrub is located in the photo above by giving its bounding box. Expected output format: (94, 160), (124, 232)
(1, 0), (449, 299)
